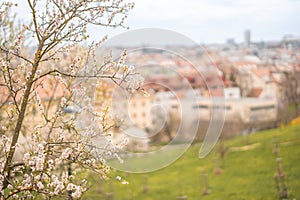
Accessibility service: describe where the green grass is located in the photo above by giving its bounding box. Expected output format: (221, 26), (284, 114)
(82, 125), (300, 199)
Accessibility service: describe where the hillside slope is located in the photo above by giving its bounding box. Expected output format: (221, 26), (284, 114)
(83, 125), (300, 200)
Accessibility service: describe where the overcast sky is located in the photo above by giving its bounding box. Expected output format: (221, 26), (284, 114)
(14, 0), (300, 44)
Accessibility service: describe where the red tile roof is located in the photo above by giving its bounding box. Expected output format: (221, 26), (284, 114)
(247, 88), (263, 97)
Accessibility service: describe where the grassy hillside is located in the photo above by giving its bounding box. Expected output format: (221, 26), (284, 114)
(82, 125), (300, 199)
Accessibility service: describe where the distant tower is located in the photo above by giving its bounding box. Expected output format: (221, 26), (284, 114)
(244, 30), (251, 47)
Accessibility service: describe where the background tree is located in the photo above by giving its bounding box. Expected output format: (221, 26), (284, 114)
(0, 0), (139, 199)
(148, 107), (181, 144)
(277, 68), (300, 126)
(283, 70), (300, 114)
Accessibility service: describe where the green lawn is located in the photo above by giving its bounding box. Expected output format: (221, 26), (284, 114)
(82, 125), (300, 199)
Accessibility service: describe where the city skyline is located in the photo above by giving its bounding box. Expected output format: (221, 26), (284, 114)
(14, 0), (300, 45)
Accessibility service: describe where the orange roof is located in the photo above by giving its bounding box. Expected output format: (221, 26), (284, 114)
(232, 61), (257, 68)
(247, 88), (263, 97)
(252, 68), (270, 78)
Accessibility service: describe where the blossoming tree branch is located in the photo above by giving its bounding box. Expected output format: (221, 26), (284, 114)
(0, 0), (140, 199)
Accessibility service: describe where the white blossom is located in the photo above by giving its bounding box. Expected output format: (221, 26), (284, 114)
(61, 147), (72, 160)
(37, 181), (44, 190)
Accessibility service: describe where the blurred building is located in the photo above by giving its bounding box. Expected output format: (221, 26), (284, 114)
(245, 30), (251, 48)
(193, 97), (277, 125)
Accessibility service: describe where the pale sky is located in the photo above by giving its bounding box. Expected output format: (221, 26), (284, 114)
(13, 0), (300, 44)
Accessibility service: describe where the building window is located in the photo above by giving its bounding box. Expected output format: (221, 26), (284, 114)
(32, 106), (37, 116)
(212, 105), (231, 110)
(250, 105), (275, 111)
(193, 105), (208, 109)
(171, 105), (178, 109)
(132, 102), (136, 107)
